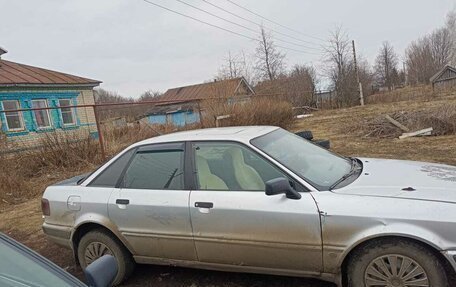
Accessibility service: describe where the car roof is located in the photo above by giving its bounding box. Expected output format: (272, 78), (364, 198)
(133, 126), (279, 147)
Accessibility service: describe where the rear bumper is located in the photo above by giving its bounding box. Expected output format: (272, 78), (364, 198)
(442, 250), (456, 272)
(42, 222), (73, 249)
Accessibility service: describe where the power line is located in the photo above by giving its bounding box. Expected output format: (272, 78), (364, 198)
(141, 0), (322, 56)
(201, 0), (325, 48)
(175, 0), (323, 53)
(225, 0), (326, 42)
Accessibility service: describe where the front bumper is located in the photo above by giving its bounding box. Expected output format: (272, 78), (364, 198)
(42, 222), (73, 249)
(442, 250), (456, 272)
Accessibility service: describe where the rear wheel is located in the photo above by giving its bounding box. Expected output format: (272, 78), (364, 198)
(347, 239), (448, 287)
(77, 229), (135, 286)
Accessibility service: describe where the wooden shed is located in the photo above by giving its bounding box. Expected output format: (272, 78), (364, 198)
(430, 65), (456, 90)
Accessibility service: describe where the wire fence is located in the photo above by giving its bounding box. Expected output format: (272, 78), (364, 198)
(0, 93), (335, 158)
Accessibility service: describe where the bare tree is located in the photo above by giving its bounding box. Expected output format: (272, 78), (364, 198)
(374, 41), (399, 90)
(254, 26), (286, 81)
(217, 51), (253, 84)
(218, 51), (241, 79)
(287, 64), (318, 105)
(324, 26), (358, 107)
(446, 9), (456, 65)
(139, 90), (162, 102)
(406, 10), (455, 85)
(357, 57), (376, 96)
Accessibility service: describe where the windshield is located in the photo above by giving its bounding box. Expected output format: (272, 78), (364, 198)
(0, 238), (76, 287)
(251, 128), (352, 190)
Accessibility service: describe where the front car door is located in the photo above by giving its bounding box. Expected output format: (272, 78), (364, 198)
(107, 142), (196, 261)
(189, 141), (322, 274)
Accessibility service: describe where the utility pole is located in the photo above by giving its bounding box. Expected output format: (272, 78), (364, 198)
(352, 40), (364, 106)
(403, 61), (408, 86)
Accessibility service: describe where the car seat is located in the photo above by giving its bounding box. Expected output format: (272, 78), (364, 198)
(226, 148), (265, 190)
(196, 156), (229, 190)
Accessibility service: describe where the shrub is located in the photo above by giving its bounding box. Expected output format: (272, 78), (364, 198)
(200, 97), (294, 129)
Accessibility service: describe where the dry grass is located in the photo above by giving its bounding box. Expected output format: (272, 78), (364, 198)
(0, 133), (102, 206)
(366, 85), (456, 105)
(293, 91), (456, 166)
(201, 97), (294, 129)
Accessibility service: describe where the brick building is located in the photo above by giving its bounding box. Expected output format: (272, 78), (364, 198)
(0, 47), (101, 150)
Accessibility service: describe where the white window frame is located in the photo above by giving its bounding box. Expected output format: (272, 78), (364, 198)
(2, 100), (25, 132)
(31, 99), (52, 129)
(58, 99), (76, 126)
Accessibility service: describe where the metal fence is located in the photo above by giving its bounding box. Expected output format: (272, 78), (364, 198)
(0, 93), (322, 159)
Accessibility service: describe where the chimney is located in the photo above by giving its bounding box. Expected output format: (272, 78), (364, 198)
(0, 47), (7, 59)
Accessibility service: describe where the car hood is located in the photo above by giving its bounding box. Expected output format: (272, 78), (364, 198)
(333, 158), (456, 203)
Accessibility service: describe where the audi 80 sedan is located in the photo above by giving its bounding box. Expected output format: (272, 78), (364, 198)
(42, 126), (456, 287)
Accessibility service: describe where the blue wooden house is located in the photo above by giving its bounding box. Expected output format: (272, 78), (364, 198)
(142, 77), (254, 127)
(0, 47), (101, 150)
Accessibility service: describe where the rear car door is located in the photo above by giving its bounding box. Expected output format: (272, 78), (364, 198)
(107, 142), (196, 261)
(189, 141), (322, 273)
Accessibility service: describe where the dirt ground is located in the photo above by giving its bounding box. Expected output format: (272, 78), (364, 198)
(1, 94), (455, 287)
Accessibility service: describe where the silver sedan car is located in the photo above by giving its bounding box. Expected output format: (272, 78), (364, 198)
(42, 126), (456, 287)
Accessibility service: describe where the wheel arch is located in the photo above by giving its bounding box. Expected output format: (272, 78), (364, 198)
(340, 235), (455, 286)
(71, 220), (135, 265)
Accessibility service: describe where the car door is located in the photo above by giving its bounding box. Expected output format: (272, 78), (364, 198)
(108, 142), (196, 261)
(189, 141), (323, 273)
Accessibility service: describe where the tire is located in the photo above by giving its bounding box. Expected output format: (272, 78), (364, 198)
(313, 139), (330, 149)
(77, 229), (135, 286)
(295, 130), (313, 140)
(347, 239), (448, 287)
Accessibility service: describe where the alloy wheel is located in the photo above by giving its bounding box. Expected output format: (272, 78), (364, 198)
(84, 241), (113, 265)
(364, 254), (429, 287)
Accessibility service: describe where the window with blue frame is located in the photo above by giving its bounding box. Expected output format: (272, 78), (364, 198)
(2, 100), (24, 131)
(59, 99), (76, 126)
(31, 99), (52, 129)
(0, 92), (81, 135)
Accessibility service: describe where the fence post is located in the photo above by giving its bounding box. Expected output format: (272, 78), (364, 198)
(93, 105), (106, 160)
(197, 101), (204, 128)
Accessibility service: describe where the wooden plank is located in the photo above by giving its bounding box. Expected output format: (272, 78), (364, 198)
(399, 128), (433, 139)
(385, 115), (409, 132)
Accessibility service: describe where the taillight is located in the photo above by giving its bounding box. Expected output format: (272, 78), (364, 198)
(41, 198), (50, 216)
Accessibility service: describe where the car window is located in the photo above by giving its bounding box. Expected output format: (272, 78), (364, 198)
(122, 147), (184, 190)
(0, 238), (74, 287)
(89, 148), (136, 187)
(194, 142), (288, 191)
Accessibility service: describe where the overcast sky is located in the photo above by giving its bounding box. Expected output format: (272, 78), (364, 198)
(1, 0), (454, 97)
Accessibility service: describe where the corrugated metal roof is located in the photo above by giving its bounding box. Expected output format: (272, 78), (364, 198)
(0, 60), (101, 87)
(160, 77), (253, 102)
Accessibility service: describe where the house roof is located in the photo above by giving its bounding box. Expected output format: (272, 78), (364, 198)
(160, 77), (254, 103)
(430, 65), (456, 83)
(0, 59), (101, 87)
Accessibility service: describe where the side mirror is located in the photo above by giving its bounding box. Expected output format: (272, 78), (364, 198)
(265, 178), (301, 200)
(84, 255), (118, 287)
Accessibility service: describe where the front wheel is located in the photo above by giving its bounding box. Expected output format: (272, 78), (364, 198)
(77, 229), (135, 286)
(347, 239), (448, 287)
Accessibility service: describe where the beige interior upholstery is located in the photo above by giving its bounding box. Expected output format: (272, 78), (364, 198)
(196, 156), (228, 190)
(227, 148), (265, 190)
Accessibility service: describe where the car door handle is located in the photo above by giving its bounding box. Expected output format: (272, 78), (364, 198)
(195, 202), (213, 208)
(116, 199), (130, 205)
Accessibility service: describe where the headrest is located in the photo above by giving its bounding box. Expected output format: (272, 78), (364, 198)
(196, 155), (211, 174)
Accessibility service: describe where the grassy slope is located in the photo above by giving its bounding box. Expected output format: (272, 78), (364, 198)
(293, 94), (456, 166)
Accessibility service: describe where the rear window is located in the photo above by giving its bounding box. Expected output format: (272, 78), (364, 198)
(89, 148), (135, 187)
